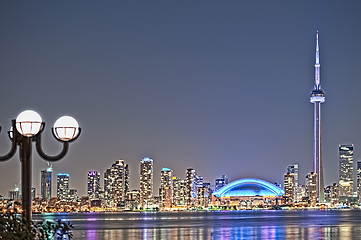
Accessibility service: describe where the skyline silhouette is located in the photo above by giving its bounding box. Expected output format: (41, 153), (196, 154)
(1, 1), (361, 196)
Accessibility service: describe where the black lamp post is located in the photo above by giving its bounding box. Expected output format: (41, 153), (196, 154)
(0, 110), (81, 222)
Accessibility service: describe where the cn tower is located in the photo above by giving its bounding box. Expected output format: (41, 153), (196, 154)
(310, 31), (325, 203)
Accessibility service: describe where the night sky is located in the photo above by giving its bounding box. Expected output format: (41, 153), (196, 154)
(1, 1), (361, 197)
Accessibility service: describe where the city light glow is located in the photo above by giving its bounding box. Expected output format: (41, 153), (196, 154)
(213, 178), (284, 197)
(57, 173), (69, 177)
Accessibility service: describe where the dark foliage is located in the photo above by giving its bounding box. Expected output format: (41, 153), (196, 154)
(0, 212), (73, 240)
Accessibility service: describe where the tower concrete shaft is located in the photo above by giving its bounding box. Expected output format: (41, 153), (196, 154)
(310, 31), (325, 203)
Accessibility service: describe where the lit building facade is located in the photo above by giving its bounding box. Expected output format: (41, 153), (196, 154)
(31, 187), (36, 200)
(325, 183), (339, 206)
(339, 144), (354, 198)
(215, 175), (228, 191)
(126, 189), (140, 210)
(159, 168), (173, 209)
(104, 169), (111, 206)
(57, 173), (69, 201)
(203, 182), (213, 202)
(140, 157), (153, 208)
(104, 160), (129, 207)
(197, 183), (212, 208)
(9, 186), (21, 201)
(197, 186), (207, 207)
(196, 175), (203, 188)
(87, 171), (100, 200)
(357, 161), (361, 202)
(306, 172), (317, 206)
(287, 164), (299, 187)
(173, 177), (186, 206)
(41, 166), (52, 200)
(69, 189), (78, 202)
(283, 172), (295, 203)
(295, 185), (307, 203)
(186, 168), (197, 206)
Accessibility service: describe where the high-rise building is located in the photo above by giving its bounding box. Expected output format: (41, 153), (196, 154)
(124, 164), (129, 197)
(196, 186), (207, 207)
(310, 32), (325, 203)
(357, 161), (361, 202)
(173, 176), (186, 206)
(284, 172), (295, 203)
(104, 168), (111, 206)
(197, 182), (212, 208)
(57, 173), (69, 201)
(339, 144), (354, 199)
(306, 172), (317, 206)
(9, 186), (21, 201)
(104, 160), (129, 207)
(126, 190), (140, 210)
(295, 185), (307, 203)
(41, 166), (52, 200)
(325, 183), (339, 206)
(140, 157), (153, 208)
(87, 171), (100, 200)
(215, 175), (229, 191)
(186, 168), (197, 206)
(287, 164), (299, 187)
(69, 189), (78, 202)
(196, 175), (203, 189)
(203, 182), (213, 197)
(31, 187), (36, 200)
(159, 168), (173, 209)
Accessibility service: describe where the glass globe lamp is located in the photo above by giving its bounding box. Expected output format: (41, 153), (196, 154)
(16, 110), (43, 137)
(53, 116), (79, 141)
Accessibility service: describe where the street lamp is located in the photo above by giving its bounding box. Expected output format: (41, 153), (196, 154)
(0, 110), (81, 221)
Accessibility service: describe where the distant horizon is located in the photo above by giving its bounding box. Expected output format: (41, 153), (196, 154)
(4, 154), (355, 199)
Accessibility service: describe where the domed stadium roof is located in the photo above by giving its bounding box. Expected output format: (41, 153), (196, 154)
(213, 178), (284, 197)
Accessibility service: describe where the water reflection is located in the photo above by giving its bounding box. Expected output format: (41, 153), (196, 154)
(72, 225), (361, 240)
(32, 211), (361, 239)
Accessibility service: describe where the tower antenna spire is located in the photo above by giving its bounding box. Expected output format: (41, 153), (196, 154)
(315, 31), (320, 89)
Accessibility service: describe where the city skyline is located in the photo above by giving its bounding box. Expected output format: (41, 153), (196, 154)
(1, 1), (361, 196)
(5, 148), (358, 201)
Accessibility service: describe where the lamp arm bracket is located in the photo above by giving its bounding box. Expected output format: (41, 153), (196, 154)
(0, 120), (17, 161)
(36, 134), (69, 162)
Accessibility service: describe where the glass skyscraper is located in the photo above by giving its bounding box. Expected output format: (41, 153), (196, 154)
(104, 160), (129, 207)
(57, 173), (69, 201)
(287, 164), (299, 187)
(339, 144), (354, 198)
(284, 172), (295, 203)
(306, 172), (317, 206)
(41, 166), (52, 200)
(215, 175), (229, 191)
(87, 170), (100, 200)
(140, 158), (153, 208)
(186, 168), (197, 206)
(173, 176), (186, 206)
(159, 168), (173, 209)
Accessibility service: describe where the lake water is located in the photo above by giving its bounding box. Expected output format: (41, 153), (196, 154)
(33, 210), (361, 239)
